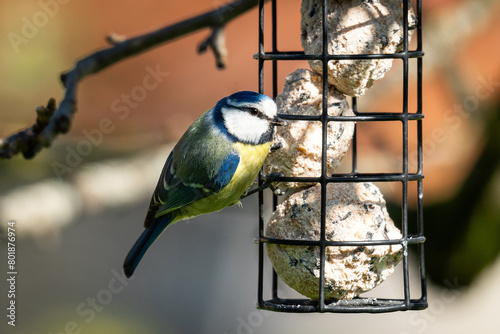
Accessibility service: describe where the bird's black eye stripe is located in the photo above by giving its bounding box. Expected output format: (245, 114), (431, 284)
(234, 106), (269, 119)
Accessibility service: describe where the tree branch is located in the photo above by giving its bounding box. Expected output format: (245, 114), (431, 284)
(0, 0), (264, 160)
(198, 25), (228, 69)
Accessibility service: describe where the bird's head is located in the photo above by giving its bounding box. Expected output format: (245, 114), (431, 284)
(214, 91), (283, 145)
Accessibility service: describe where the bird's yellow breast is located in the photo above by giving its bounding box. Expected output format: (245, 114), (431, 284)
(217, 141), (271, 205)
(231, 142), (271, 185)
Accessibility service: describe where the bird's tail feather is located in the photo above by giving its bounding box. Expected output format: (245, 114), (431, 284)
(123, 214), (172, 278)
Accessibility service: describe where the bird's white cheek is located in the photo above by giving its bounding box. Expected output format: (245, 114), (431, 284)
(224, 111), (269, 143)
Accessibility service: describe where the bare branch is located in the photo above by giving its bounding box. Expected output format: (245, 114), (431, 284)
(198, 25), (228, 69)
(0, 0), (264, 160)
(0, 99), (57, 159)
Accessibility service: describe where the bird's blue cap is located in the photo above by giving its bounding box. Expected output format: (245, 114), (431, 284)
(226, 91), (272, 104)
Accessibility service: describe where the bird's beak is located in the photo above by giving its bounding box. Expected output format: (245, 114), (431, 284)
(272, 116), (286, 127)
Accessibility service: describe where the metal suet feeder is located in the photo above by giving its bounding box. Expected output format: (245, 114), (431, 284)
(256, 0), (427, 313)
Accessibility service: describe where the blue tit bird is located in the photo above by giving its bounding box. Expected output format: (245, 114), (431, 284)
(123, 91), (282, 278)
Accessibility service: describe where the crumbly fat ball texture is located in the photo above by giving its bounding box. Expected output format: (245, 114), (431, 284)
(301, 0), (417, 97)
(266, 182), (402, 300)
(263, 69), (355, 188)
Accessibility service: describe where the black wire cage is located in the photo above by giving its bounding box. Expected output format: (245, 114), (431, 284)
(256, 0), (427, 313)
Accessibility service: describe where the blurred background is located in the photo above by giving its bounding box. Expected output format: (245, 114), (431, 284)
(1, 0), (499, 333)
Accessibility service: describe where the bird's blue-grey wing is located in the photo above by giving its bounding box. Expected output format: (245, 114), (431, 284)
(148, 149), (240, 223)
(143, 151), (173, 228)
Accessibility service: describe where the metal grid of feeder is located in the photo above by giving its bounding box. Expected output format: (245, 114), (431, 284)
(256, 0), (427, 313)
